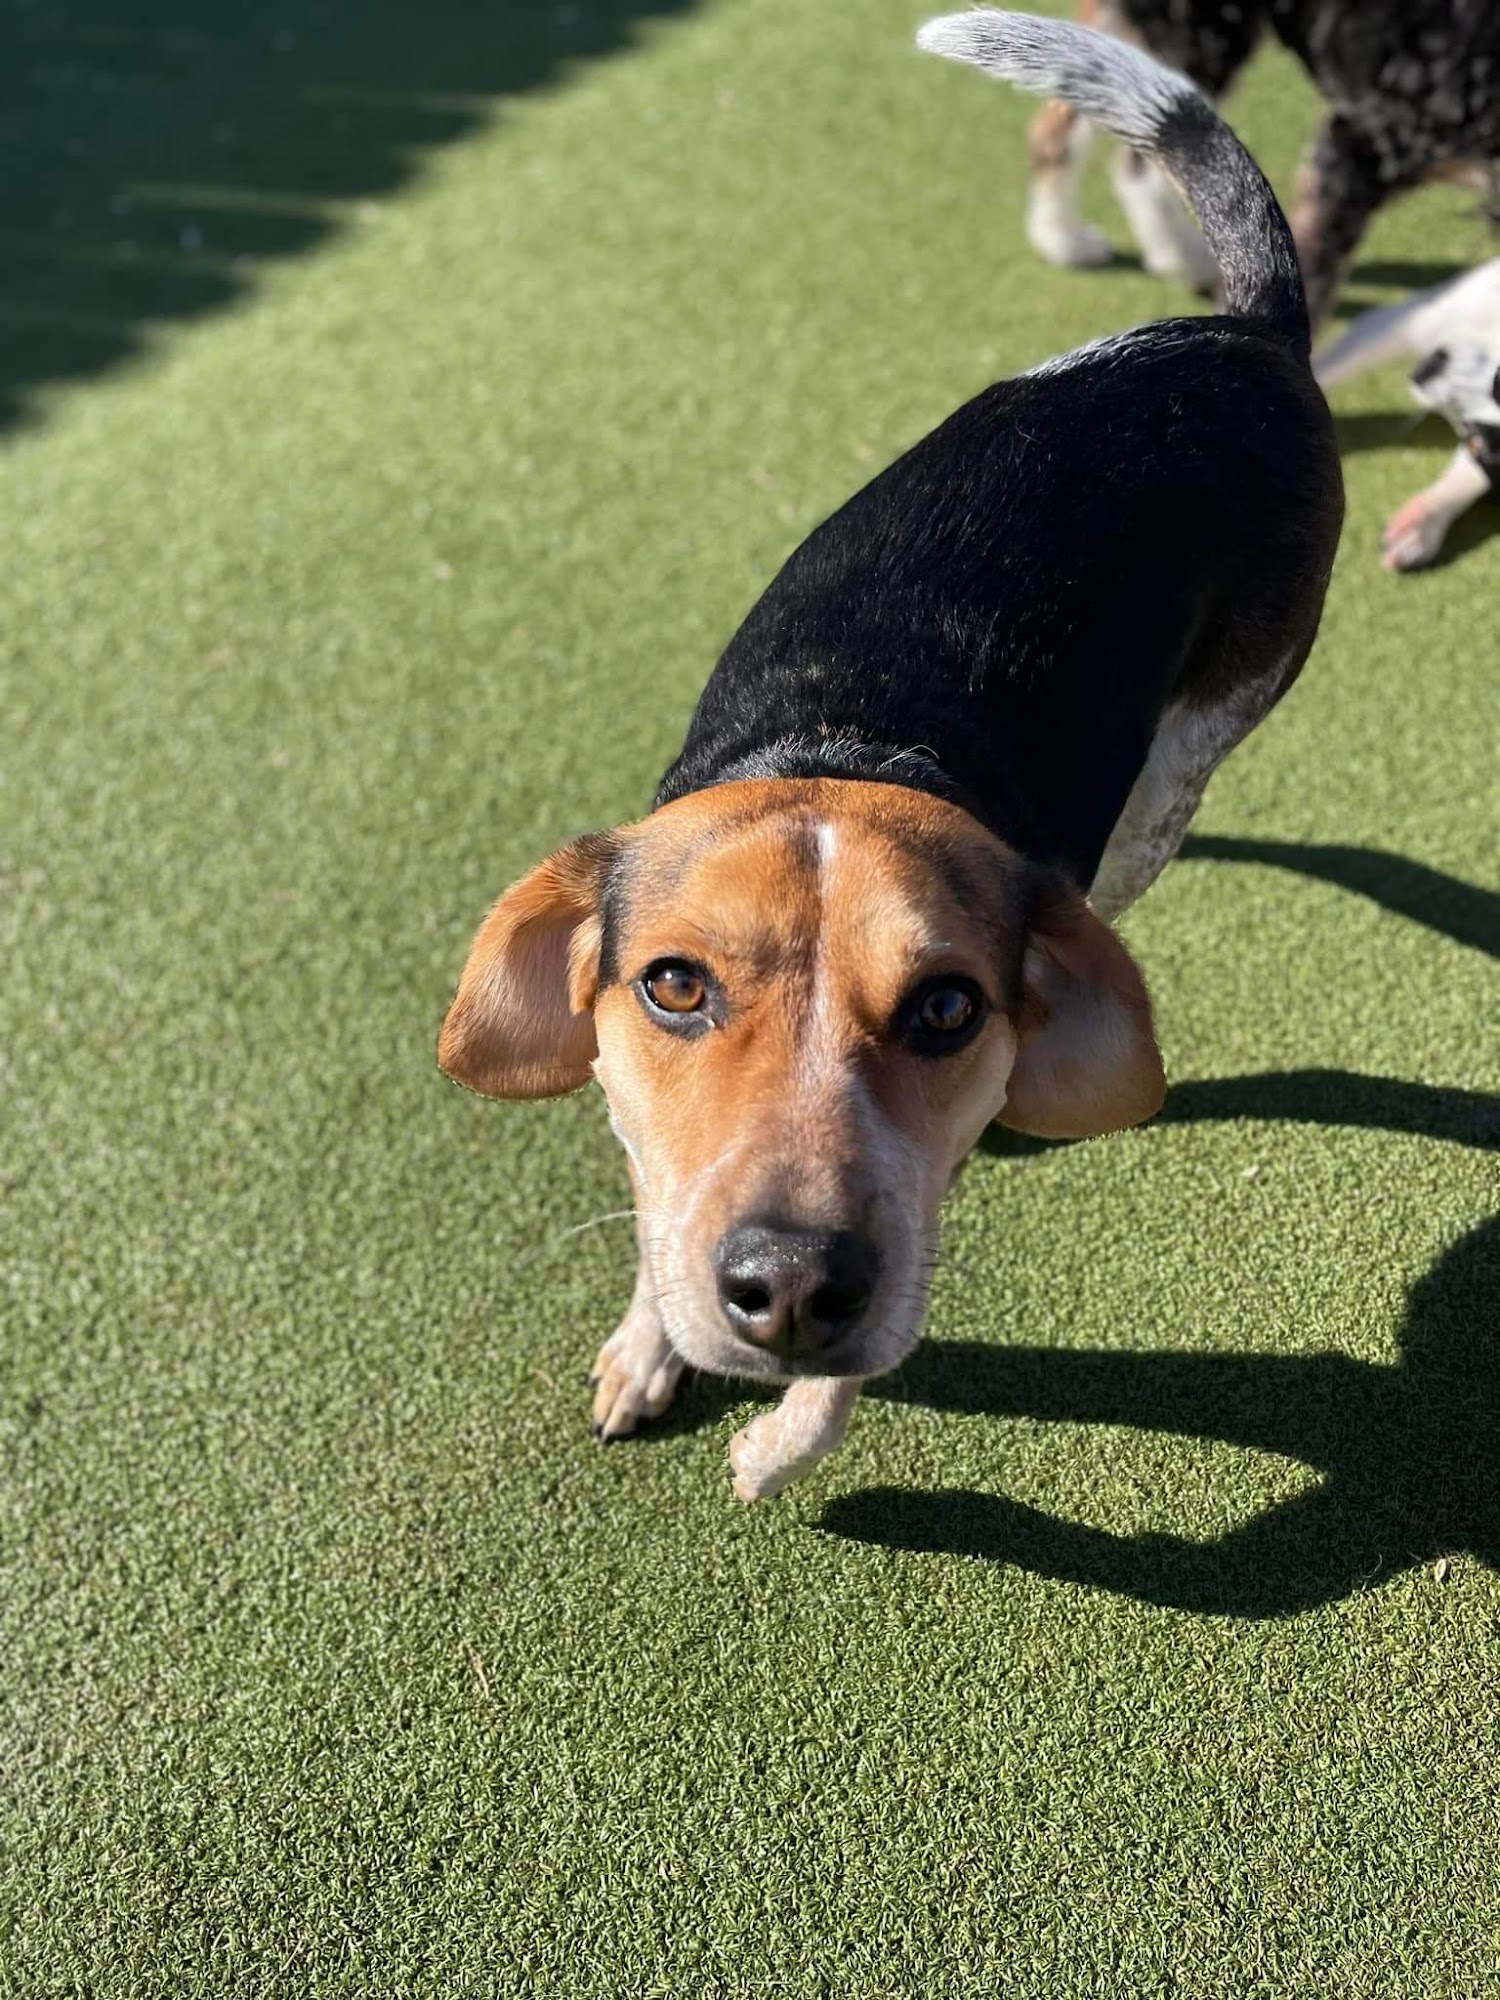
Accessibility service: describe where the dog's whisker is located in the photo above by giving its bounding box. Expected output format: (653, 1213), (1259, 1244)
(514, 1209), (637, 1271)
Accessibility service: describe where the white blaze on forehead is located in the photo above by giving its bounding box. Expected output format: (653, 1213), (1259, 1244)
(800, 818), (896, 1168)
(802, 820), (846, 1086)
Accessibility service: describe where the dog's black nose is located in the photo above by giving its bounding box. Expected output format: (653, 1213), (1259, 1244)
(714, 1223), (879, 1358)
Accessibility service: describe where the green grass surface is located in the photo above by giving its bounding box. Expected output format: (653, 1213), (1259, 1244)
(3, 2), (1498, 1992)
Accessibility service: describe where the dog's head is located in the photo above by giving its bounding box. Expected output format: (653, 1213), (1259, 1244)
(439, 780), (1163, 1381)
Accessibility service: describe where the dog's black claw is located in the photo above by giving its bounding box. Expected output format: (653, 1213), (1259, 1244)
(590, 1419), (603, 1439)
(586, 1371), (599, 1388)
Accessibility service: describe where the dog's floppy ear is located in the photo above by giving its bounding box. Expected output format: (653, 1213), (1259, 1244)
(438, 833), (615, 1099)
(999, 886), (1165, 1140)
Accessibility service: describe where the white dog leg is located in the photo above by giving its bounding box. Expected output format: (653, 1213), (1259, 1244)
(730, 1376), (862, 1503)
(589, 1205), (684, 1440)
(1027, 101), (1115, 269)
(1313, 290), (1443, 390)
(1111, 147), (1218, 290)
(1382, 446), (1493, 573)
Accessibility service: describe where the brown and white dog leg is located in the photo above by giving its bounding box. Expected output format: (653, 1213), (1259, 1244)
(589, 1182), (684, 1440)
(729, 1376), (863, 1503)
(1089, 680), (1290, 922)
(1027, 98), (1115, 268)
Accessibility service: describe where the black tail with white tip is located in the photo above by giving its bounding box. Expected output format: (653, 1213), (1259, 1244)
(917, 9), (1308, 353)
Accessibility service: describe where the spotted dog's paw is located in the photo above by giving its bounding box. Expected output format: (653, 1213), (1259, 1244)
(1028, 214), (1116, 269)
(588, 1309), (683, 1441)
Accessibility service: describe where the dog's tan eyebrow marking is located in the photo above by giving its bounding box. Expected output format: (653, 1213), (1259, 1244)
(598, 810), (767, 985)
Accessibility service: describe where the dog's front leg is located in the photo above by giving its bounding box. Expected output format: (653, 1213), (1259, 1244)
(1290, 114), (1385, 330)
(589, 1178), (683, 1440)
(730, 1377), (862, 1503)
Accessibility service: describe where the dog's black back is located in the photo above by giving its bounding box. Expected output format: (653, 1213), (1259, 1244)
(659, 319), (1339, 886)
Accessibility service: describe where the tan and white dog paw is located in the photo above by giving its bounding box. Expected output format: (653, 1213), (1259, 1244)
(1382, 493), (1448, 572)
(729, 1413), (806, 1503)
(589, 1309), (683, 1441)
(729, 1377), (862, 1503)
(1382, 447), (1491, 572)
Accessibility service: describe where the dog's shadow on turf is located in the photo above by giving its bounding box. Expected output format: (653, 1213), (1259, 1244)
(820, 840), (1500, 1618)
(1331, 410), (1435, 453)
(1177, 833), (1499, 956)
(831, 1215), (1497, 1618)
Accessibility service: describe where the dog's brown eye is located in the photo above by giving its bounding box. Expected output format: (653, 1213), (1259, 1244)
(644, 963), (706, 1014)
(920, 986), (975, 1034)
(903, 976), (985, 1055)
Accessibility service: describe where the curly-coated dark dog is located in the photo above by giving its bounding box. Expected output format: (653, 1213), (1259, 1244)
(1027, 0), (1500, 323)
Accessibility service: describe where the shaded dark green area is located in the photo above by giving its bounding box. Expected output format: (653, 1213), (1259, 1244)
(0, 0), (698, 427)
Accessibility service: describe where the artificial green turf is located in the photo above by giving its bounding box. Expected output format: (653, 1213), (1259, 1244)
(3, 1), (1497, 1992)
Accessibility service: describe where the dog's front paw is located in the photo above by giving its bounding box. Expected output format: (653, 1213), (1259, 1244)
(588, 1308), (682, 1441)
(728, 1377), (862, 1503)
(729, 1412), (805, 1503)
(1382, 493), (1447, 572)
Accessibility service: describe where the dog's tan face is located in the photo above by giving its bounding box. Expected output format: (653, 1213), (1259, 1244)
(440, 778), (1163, 1383)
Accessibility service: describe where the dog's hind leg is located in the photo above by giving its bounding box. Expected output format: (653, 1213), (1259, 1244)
(1292, 115), (1391, 329)
(1088, 675), (1293, 922)
(1087, 715), (1218, 923)
(1111, 147), (1218, 291)
(1027, 98), (1116, 267)
(1023, 0), (1117, 267)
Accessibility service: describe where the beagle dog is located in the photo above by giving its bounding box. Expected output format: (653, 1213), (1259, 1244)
(1315, 256), (1500, 570)
(439, 13), (1344, 1502)
(1028, 0), (1500, 326)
